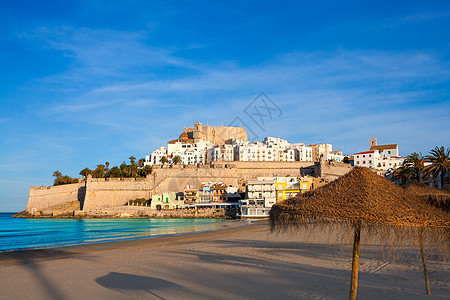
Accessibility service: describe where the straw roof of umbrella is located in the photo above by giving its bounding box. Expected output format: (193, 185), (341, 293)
(270, 167), (449, 298)
(270, 167), (450, 230)
(404, 182), (450, 213)
(405, 182), (450, 196)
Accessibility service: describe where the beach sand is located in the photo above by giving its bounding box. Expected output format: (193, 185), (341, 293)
(0, 220), (448, 299)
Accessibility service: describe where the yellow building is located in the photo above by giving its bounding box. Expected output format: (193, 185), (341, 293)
(275, 177), (311, 202)
(299, 178), (312, 192)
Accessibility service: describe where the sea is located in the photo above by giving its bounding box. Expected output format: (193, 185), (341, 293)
(0, 212), (241, 252)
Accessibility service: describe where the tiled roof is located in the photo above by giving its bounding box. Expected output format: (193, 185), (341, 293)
(212, 183), (227, 189)
(370, 144), (397, 151)
(354, 150), (376, 155)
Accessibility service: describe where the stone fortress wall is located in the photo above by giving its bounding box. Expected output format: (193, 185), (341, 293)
(82, 162), (314, 211)
(26, 182), (86, 213)
(82, 178), (153, 211)
(25, 160), (352, 213)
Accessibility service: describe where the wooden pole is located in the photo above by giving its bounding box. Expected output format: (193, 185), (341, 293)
(418, 227), (431, 295)
(349, 221), (361, 300)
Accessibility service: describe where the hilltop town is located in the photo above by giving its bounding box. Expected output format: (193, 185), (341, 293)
(19, 122), (447, 218)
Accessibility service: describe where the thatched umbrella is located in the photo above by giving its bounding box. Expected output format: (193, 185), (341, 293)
(270, 167), (450, 299)
(404, 182), (450, 213)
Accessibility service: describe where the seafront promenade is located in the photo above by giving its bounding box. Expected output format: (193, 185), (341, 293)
(1, 220), (448, 299)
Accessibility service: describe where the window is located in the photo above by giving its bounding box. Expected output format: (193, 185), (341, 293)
(369, 155), (371, 157)
(388, 151), (391, 154)
(363, 155), (365, 158)
(363, 161), (366, 164)
(369, 160), (372, 164)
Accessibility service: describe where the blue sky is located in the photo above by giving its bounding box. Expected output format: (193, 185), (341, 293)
(1, 0), (449, 211)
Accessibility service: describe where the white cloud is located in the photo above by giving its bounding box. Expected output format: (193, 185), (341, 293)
(17, 26), (450, 156)
(0, 117), (10, 124)
(401, 11), (450, 23)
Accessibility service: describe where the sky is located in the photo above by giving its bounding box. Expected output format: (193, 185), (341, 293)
(1, 0), (449, 211)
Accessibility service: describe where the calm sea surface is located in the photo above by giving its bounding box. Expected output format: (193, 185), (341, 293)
(0, 213), (240, 252)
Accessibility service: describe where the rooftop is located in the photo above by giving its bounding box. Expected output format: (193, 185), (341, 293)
(370, 144), (398, 151)
(354, 150), (376, 155)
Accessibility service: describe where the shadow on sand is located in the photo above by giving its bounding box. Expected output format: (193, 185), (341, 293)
(0, 249), (93, 300)
(95, 272), (188, 299)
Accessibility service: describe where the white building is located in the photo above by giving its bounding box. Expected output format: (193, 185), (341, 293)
(145, 140), (213, 166)
(376, 156), (404, 171)
(291, 144), (313, 161)
(207, 144), (236, 162)
(234, 142), (275, 162)
(354, 139), (404, 171)
(324, 150), (345, 162)
(151, 192), (184, 210)
(315, 143), (333, 160)
(240, 177), (276, 217)
(145, 146), (167, 166)
(354, 150), (381, 168)
(146, 134), (333, 165)
(263, 137), (289, 149)
(369, 138), (399, 157)
(279, 149), (296, 161)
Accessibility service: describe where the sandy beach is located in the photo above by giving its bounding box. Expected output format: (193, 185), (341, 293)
(0, 220), (448, 299)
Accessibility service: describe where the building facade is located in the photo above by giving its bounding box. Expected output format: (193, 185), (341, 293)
(354, 139), (404, 171)
(240, 177), (276, 217)
(151, 192), (184, 210)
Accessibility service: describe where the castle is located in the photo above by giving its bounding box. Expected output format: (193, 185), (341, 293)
(181, 122), (248, 144)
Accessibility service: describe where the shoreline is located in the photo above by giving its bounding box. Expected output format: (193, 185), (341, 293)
(0, 219), (262, 267)
(13, 206), (240, 219)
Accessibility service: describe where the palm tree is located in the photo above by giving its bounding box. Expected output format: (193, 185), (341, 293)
(172, 155), (182, 165)
(424, 146), (450, 188)
(392, 164), (413, 185)
(52, 170), (63, 186)
(93, 164), (106, 178)
(127, 156), (137, 177)
(138, 158), (144, 168)
(404, 152), (424, 182)
(79, 167), (92, 179)
(104, 162), (110, 179)
(131, 162), (139, 178)
(120, 162), (130, 177)
(53, 170), (62, 179)
(107, 166), (121, 178)
(141, 165), (152, 176)
(160, 156), (168, 166)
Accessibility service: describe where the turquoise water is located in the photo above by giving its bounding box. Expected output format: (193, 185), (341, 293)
(0, 213), (238, 252)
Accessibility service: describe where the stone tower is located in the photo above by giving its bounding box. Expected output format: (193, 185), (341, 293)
(193, 122), (203, 142)
(370, 138), (377, 147)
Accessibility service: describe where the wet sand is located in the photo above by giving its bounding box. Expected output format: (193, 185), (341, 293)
(0, 220), (448, 299)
